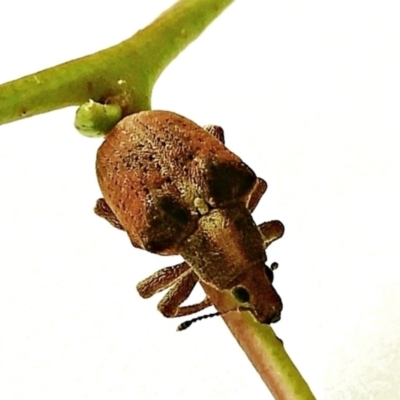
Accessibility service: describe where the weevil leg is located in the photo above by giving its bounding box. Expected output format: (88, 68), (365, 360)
(258, 220), (285, 249)
(136, 261), (191, 298)
(158, 271), (212, 318)
(247, 177), (268, 212)
(94, 198), (125, 230)
(203, 125), (225, 143)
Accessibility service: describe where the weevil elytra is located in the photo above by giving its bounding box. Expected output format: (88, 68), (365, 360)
(95, 110), (284, 325)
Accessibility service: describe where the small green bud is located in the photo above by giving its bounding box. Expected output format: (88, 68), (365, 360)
(74, 100), (122, 138)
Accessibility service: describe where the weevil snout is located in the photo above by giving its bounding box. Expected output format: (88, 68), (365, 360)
(237, 289), (282, 324)
(256, 299), (282, 324)
(249, 287), (282, 324)
(232, 264), (283, 325)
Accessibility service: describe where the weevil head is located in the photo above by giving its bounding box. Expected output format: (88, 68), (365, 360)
(231, 263), (282, 324)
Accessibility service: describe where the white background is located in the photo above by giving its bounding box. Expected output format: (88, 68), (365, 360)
(1, 1), (400, 399)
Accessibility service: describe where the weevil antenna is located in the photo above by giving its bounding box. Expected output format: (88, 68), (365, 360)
(177, 311), (221, 331)
(177, 306), (252, 332)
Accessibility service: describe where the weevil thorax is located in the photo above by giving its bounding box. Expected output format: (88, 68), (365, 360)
(180, 204), (282, 324)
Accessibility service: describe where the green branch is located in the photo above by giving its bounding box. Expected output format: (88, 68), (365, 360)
(0, 0), (233, 126)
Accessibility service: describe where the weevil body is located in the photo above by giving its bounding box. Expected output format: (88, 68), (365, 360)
(95, 110), (284, 324)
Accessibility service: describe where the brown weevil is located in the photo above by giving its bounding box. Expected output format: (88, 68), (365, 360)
(95, 110), (284, 325)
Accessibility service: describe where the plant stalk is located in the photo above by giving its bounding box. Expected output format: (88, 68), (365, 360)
(202, 282), (316, 400)
(0, 0), (234, 126)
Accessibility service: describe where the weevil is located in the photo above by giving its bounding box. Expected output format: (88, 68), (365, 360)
(95, 110), (284, 325)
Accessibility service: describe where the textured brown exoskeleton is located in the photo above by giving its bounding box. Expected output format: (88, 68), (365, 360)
(95, 111), (284, 325)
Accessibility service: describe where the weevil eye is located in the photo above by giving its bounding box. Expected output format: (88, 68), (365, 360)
(232, 286), (250, 303)
(264, 266), (274, 283)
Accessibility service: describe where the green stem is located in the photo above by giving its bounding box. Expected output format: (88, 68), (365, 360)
(0, 0), (233, 126)
(202, 283), (316, 400)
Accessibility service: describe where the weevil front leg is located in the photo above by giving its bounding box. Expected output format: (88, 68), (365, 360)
(258, 220), (285, 249)
(157, 271), (212, 318)
(137, 261), (191, 298)
(247, 177), (268, 212)
(94, 198), (125, 230)
(137, 261), (212, 318)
